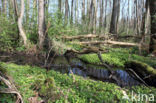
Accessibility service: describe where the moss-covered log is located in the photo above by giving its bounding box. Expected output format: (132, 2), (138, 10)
(125, 60), (156, 86)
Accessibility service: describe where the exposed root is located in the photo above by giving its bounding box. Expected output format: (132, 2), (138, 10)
(0, 72), (23, 103)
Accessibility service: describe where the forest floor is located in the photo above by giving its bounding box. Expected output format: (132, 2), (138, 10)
(0, 43), (156, 103)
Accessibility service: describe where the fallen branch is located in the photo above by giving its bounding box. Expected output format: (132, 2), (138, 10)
(0, 73), (23, 103)
(126, 68), (148, 86)
(62, 34), (113, 40)
(72, 40), (139, 47)
(97, 52), (124, 86)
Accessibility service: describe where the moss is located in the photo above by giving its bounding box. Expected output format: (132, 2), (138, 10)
(78, 49), (156, 68)
(125, 60), (156, 76)
(78, 53), (127, 68)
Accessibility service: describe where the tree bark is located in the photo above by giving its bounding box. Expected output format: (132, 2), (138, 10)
(145, 0), (151, 35)
(82, 0), (85, 23)
(38, 0), (46, 49)
(18, 0), (28, 46)
(65, 0), (69, 25)
(2, 0), (7, 15)
(109, 0), (120, 35)
(25, 0), (30, 27)
(99, 0), (103, 33)
(58, 0), (62, 12)
(70, 0), (74, 25)
(149, 0), (156, 53)
(13, 0), (19, 22)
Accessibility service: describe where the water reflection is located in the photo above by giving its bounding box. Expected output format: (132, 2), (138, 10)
(51, 56), (141, 87)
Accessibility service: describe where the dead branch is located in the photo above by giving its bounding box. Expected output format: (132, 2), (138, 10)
(126, 68), (148, 86)
(0, 73), (23, 103)
(72, 40), (139, 47)
(61, 34), (113, 40)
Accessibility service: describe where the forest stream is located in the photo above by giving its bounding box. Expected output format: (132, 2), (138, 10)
(50, 56), (141, 87)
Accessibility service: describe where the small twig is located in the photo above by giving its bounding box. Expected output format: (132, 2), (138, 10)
(126, 68), (148, 86)
(143, 75), (154, 80)
(97, 52), (111, 69)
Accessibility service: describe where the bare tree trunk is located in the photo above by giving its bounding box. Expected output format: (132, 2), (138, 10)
(31, 0), (37, 24)
(109, 0), (120, 35)
(99, 0), (103, 33)
(82, 0), (85, 23)
(104, 0), (107, 30)
(0, 0), (1, 16)
(25, 0), (30, 27)
(87, 0), (90, 32)
(149, 0), (156, 53)
(18, 0), (28, 46)
(58, 0), (62, 12)
(89, 0), (93, 33)
(93, 0), (97, 34)
(2, 0), (7, 15)
(38, 0), (46, 49)
(135, 0), (139, 35)
(70, 0), (74, 25)
(13, 0), (19, 22)
(145, 0), (151, 35)
(65, 0), (69, 25)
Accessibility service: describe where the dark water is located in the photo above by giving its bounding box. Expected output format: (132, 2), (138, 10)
(50, 56), (141, 87)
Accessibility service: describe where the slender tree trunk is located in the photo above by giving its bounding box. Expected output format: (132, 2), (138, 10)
(93, 0), (97, 34)
(145, 0), (151, 35)
(0, 0), (1, 16)
(2, 0), (7, 15)
(13, 0), (19, 22)
(58, 0), (62, 12)
(70, 0), (74, 25)
(149, 0), (156, 53)
(18, 0), (28, 46)
(87, 0), (90, 32)
(104, 0), (107, 31)
(135, 0), (139, 35)
(38, 0), (46, 49)
(89, 0), (93, 33)
(65, 0), (69, 25)
(25, 0), (30, 27)
(82, 0), (85, 23)
(31, 0), (37, 24)
(99, 0), (103, 33)
(109, 0), (120, 35)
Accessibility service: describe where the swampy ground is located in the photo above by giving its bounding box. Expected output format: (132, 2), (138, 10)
(0, 47), (156, 103)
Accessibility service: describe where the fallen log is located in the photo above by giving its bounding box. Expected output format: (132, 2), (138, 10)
(65, 46), (107, 55)
(62, 34), (113, 40)
(125, 60), (156, 87)
(72, 40), (139, 47)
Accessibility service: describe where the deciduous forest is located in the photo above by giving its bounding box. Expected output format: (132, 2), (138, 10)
(0, 0), (156, 103)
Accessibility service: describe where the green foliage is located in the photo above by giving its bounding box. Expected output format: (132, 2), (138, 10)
(78, 48), (156, 68)
(0, 94), (16, 103)
(1, 62), (156, 103)
(1, 62), (125, 103)
(0, 17), (18, 51)
(66, 42), (84, 51)
(16, 45), (26, 52)
(32, 75), (61, 102)
(48, 12), (78, 39)
(0, 63), (7, 74)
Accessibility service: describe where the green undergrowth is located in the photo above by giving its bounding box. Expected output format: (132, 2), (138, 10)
(0, 63), (156, 103)
(78, 48), (156, 68)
